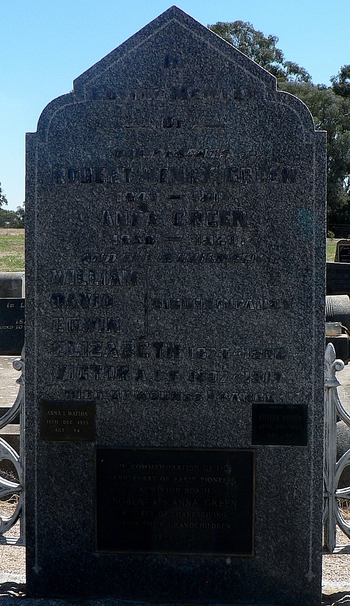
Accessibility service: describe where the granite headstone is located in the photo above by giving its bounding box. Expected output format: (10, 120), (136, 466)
(0, 272), (25, 298)
(326, 262), (350, 295)
(25, 7), (326, 605)
(336, 240), (350, 262)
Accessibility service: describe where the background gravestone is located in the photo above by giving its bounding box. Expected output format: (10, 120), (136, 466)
(0, 299), (24, 355)
(25, 7), (326, 605)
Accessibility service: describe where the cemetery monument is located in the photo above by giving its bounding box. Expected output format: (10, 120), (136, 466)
(25, 7), (326, 605)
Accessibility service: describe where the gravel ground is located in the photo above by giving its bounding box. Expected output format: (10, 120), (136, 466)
(0, 543), (24, 576)
(323, 528), (350, 603)
(0, 538), (349, 604)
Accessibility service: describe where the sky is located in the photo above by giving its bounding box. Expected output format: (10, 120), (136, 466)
(1, 0), (350, 210)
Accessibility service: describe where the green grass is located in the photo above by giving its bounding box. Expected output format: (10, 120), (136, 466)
(327, 238), (341, 262)
(0, 231), (25, 271)
(0, 232), (342, 271)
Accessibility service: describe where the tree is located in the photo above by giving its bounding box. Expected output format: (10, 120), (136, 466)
(278, 82), (350, 221)
(208, 20), (311, 82)
(209, 20), (350, 225)
(0, 182), (8, 208)
(0, 206), (25, 228)
(331, 65), (350, 98)
(15, 204), (25, 227)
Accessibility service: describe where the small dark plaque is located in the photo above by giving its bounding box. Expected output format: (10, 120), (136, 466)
(339, 246), (350, 263)
(96, 448), (255, 556)
(326, 262), (350, 295)
(337, 242), (350, 263)
(41, 401), (95, 442)
(252, 404), (308, 445)
(0, 299), (24, 355)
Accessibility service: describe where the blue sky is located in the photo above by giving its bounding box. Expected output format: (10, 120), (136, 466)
(1, 0), (349, 210)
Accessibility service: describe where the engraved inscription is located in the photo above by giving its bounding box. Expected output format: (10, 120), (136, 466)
(50, 269), (138, 286)
(53, 363), (283, 385)
(45, 48), (299, 416)
(41, 401), (95, 442)
(53, 164), (297, 185)
(50, 340), (287, 360)
(252, 404), (308, 446)
(0, 298), (25, 355)
(90, 85), (252, 102)
(52, 317), (120, 333)
(150, 297), (291, 311)
(158, 252), (258, 263)
(96, 448), (255, 555)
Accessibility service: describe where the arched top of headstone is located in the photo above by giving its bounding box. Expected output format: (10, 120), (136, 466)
(35, 5), (316, 139)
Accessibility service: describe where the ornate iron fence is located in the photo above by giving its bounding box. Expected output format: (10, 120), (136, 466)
(324, 342), (350, 552)
(0, 348), (25, 545)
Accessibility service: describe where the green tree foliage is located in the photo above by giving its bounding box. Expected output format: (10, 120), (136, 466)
(208, 21), (311, 82)
(0, 182), (8, 208)
(0, 205), (25, 228)
(279, 82), (350, 219)
(331, 65), (350, 98)
(209, 21), (350, 224)
(0, 184), (25, 227)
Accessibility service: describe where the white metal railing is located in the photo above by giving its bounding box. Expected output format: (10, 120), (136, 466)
(0, 347), (25, 545)
(324, 342), (350, 552)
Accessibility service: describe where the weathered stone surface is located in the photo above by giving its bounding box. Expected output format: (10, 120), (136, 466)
(25, 7), (326, 605)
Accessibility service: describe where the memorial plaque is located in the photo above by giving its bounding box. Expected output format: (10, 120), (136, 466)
(41, 401), (95, 442)
(96, 448), (255, 555)
(336, 240), (350, 262)
(252, 404), (308, 446)
(25, 7), (326, 605)
(0, 298), (24, 355)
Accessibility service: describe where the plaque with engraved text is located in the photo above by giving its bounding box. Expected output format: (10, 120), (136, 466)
(252, 404), (308, 446)
(0, 298), (24, 355)
(41, 401), (95, 442)
(96, 448), (255, 556)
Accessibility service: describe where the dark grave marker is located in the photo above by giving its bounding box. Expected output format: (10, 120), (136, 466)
(0, 298), (25, 355)
(327, 261), (350, 294)
(0, 272), (25, 298)
(25, 7), (326, 605)
(336, 240), (350, 262)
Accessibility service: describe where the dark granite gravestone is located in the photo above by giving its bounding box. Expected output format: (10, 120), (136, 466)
(0, 298), (25, 355)
(326, 261), (350, 294)
(0, 272), (25, 298)
(336, 240), (350, 262)
(25, 7), (326, 606)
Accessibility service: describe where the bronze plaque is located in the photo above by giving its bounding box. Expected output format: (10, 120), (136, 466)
(41, 401), (95, 442)
(95, 448), (255, 556)
(252, 404), (308, 445)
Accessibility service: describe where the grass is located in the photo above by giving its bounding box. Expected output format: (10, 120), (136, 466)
(0, 231), (343, 271)
(0, 230), (25, 272)
(327, 238), (339, 262)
